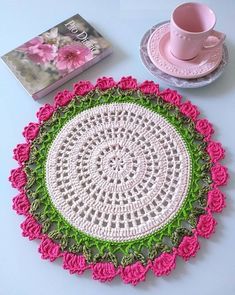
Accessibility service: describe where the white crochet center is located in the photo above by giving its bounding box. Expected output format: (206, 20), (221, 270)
(46, 103), (191, 242)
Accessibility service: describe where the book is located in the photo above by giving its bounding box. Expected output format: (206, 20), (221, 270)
(1, 14), (112, 99)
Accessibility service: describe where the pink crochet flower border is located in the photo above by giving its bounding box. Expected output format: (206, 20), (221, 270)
(10, 76), (228, 285)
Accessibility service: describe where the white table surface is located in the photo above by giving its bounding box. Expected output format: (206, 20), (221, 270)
(0, 0), (235, 294)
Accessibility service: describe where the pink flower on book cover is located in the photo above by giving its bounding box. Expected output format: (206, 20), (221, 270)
(211, 163), (229, 186)
(92, 262), (116, 282)
(19, 37), (56, 64)
(139, 80), (159, 95)
(160, 88), (182, 106)
(196, 213), (217, 239)
(96, 77), (116, 90)
(39, 237), (61, 262)
(9, 167), (27, 189)
(120, 262), (146, 286)
(21, 215), (42, 240)
(73, 81), (94, 96)
(63, 253), (87, 275)
(23, 122), (40, 141)
(12, 192), (30, 215)
(195, 119), (214, 141)
(54, 90), (74, 107)
(55, 44), (93, 72)
(118, 76), (138, 90)
(13, 143), (30, 164)
(207, 188), (226, 213)
(152, 251), (176, 276)
(19, 37), (43, 51)
(177, 235), (200, 261)
(207, 141), (225, 163)
(36, 104), (54, 122)
(180, 101), (200, 121)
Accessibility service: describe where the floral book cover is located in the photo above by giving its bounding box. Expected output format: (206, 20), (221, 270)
(1, 14), (112, 99)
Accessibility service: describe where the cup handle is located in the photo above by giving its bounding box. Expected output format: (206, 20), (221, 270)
(203, 30), (226, 49)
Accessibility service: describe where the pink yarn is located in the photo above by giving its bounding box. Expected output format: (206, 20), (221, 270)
(38, 237), (61, 262)
(13, 143), (30, 164)
(54, 90), (74, 107)
(36, 104), (54, 122)
(12, 192), (30, 215)
(152, 251), (176, 276)
(63, 253), (87, 275)
(73, 80), (94, 96)
(139, 80), (159, 95)
(211, 163), (229, 186)
(92, 262), (116, 282)
(96, 77), (116, 90)
(9, 167), (27, 189)
(179, 101), (200, 121)
(195, 119), (214, 141)
(207, 188), (226, 213)
(160, 88), (182, 106)
(120, 262), (146, 286)
(22, 122), (40, 142)
(177, 235), (200, 261)
(196, 213), (217, 239)
(21, 215), (42, 240)
(118, 76), (138, 90)
(207, 141), (225, 163)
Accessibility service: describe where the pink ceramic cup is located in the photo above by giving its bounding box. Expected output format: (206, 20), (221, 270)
(170, 2), (226, 60)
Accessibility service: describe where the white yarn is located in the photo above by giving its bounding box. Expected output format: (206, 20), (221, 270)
(46, 103), (191, 242)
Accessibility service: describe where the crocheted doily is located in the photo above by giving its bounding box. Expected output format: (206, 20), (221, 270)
(10, 77), (228, 285)
(46, 102), (191, 242)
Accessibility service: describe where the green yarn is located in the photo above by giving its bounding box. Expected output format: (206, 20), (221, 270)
(25, 89), (211, 264)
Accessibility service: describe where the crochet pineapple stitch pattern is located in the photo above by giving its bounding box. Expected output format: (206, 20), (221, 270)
(10, 77), (228, 285)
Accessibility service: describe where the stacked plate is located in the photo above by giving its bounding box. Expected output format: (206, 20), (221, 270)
(140, 21), (228, 88)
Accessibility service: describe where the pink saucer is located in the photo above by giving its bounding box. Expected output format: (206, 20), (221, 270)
(147, 23), (223, 79)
